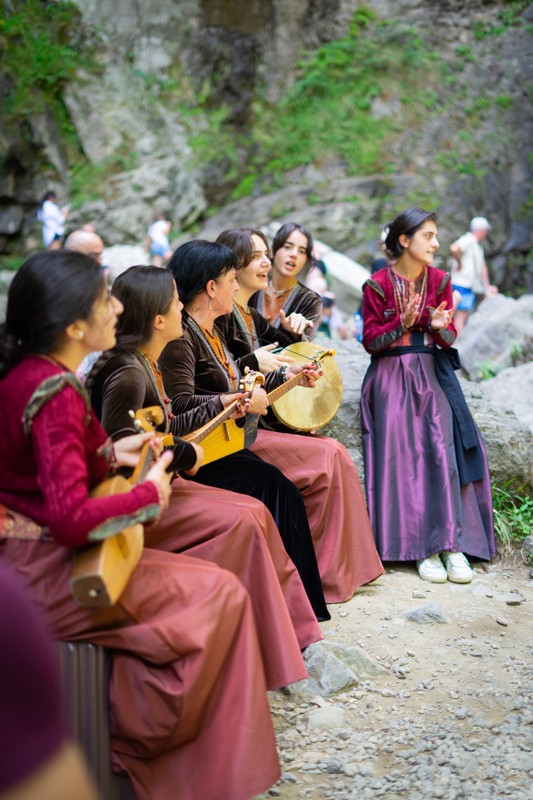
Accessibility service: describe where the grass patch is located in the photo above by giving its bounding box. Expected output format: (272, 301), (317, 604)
(473, 1), (530, 39)
(184, 10), (443, 201)
(0, 0), (92, 121)
(492, 481), (533, 558)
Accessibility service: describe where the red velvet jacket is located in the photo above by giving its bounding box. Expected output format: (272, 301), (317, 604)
(0, 356), (160, 547)
(362, 265), (457, 354)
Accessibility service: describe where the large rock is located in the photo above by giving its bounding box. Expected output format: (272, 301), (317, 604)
(321, 339), (533, 494)
(456, 294), (533, 380)
(482, 362), (533, 435)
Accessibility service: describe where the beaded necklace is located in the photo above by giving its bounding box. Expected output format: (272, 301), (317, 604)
(262, 282), (299, 325)
(388, 265), (428, 326)
(233, 302), (258, 351)
(136, 351), (174, 429)
(187, 317), (239, 390)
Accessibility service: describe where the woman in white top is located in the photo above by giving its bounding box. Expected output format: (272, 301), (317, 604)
(38, 191), (69, 250)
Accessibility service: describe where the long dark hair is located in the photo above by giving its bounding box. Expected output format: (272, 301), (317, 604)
(216, 228), (270, 270)
(112, 265), (176, 351)
(0, 250), (104, 379)
(384, 208), (437, 258)
(167, 240), (237, 306)
(272, 222), (314, 269)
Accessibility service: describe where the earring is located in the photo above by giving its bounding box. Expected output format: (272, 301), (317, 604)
(78, 331), (84, 339)
(208, 296), (222, 313)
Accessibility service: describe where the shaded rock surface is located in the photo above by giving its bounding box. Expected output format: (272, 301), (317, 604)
(483, 361), (533, 435)
(457, 294), (533, 380)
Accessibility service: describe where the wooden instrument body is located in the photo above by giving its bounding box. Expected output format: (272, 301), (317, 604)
(69, 409), (164, 608)
(70, 475), (144, 608)
(181, 370), (264, 465)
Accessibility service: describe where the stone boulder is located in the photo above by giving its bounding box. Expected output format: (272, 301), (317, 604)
(482, 362), (533, 435)
(63, 62), (206, 243)
(103, 245), (149, 282)
(456, 294), (533, 381)
(321, 339), (533, 494)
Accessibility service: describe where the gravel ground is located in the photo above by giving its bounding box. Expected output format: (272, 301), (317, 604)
(256, 558), (533, 800)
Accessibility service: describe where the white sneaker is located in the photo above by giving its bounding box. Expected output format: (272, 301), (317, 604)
(441, 551), (473, 584)
(417, 553), (448, 583)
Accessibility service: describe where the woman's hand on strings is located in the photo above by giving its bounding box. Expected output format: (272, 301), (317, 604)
(285, 362), (322, 388)
(246, 386), (268, 416)
(144, 450), (174, 510)
(114, 431), (163, 469)
(255, 343), (295, 373)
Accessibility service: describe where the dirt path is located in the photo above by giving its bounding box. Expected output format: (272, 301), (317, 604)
(257, 558), (533, 800)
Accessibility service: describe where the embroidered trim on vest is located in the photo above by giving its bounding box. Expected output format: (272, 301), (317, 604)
(437, 273), (451, 295)
(22, 374), (92, 435)
(364, 278), (386, 300)
(87, 504), (161, 542)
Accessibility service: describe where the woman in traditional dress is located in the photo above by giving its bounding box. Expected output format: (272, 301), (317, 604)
(0, 250), (280, 800)
(360, 207), (495, 583)
(86, 264), (321, 673)
(215, 227), (384, 602)
(159, 240), (330, 621)
(249, 222), (323, 341)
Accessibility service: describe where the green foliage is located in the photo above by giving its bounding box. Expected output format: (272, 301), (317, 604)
(495, 94), (513, 109)
(492, 481), (533, 552)
(473, 1), (530, 39)
(476, 360), (497, 381)
(69, 148), (140, 207)
(0, 255), (23, 272)
(455, 45), (476, 63)
(228, 14), (439, 199)
(0, 0), (89, 119)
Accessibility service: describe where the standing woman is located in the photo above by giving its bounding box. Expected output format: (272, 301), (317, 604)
(360, 208), (495, 583)
(38, 190), (69, 250)
(249, 222), (323, 341)
(87, 264), (321, 676)
(216, 227), (384, 603)
(0, 250), (281, 800)
(160, 240), (330, 622)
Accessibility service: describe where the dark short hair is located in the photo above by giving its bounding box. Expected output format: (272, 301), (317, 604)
(272, 222), (314, 268)
(216, 228), (270, 270)
(0, 250), (103, 378)
(111, 265), (176, 350)
(384, 208), (437, 258)
(41, 190), (57, 205)
(167, 240), (237, 305)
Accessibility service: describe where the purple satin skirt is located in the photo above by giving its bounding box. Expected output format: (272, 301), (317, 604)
(360, 351), (495, 562)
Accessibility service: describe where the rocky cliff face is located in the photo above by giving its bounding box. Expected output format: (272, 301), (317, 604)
(0, 0), (531, 293)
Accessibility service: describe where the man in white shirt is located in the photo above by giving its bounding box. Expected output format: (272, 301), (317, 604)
(145, 214), (172, 267)
(450, 216), (498, 334)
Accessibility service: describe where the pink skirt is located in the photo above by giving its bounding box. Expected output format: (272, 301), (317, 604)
(250, 429), (384, 602)
(146, 476), (322, 687)
(1, 538), (280, 800)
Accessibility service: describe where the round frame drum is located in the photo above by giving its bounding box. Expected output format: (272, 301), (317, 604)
(270, 341), (343, 431)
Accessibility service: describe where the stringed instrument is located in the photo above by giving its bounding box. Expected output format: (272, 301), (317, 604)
(132, 370), (265, 475)
(70, 410), (165, 608)
(179, 368), (265, 465)
(264, 342), (342, 432)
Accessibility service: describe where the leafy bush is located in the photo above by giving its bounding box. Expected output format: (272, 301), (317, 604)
(492, 481), (533, 555)
(227, 12), (439, 199)
(0, 0), (89, 119)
